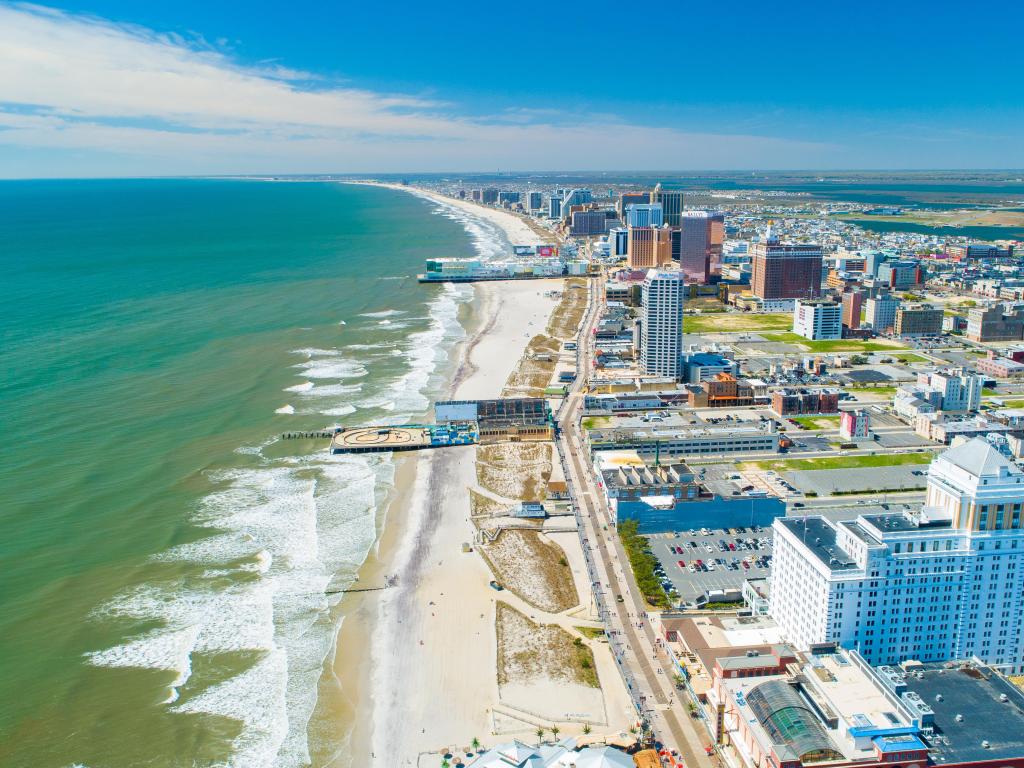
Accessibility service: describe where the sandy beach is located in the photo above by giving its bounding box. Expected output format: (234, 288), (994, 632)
(328, 188), (632, 767)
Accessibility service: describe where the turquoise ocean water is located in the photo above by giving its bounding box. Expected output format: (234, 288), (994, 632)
(0, 179), (508, 767)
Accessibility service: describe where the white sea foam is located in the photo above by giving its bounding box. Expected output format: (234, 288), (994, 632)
(274, 405), (295, 415)
(284, 381), (314, 393)
(358, 309), (405, 319)
(292, 358), (368, 380)
(88, 455), (384, 767)
(320, 404), (356, 417)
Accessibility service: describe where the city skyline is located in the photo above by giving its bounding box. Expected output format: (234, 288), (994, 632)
(2, 0), (1024, 177)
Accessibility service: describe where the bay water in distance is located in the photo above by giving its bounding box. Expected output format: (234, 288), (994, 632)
(0, 179), (508, 767)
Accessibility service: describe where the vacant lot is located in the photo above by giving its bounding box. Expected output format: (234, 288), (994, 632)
(760, 332), (907, 352)
(546, 278), (589, 340)
(496, 602), (599, 688)
(747, 452), (933, 472)
(476, 442), (552, 501)
(791, 415), (841, 430)
(480, 529), (579, 613)
(684, 312), (792, 334)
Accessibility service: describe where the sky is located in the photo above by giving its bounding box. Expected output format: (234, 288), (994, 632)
(1, 0), (1023, 177)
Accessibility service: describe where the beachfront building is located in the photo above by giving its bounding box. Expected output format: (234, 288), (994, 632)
(750, 229), (823, 301)
(864, 293), (900, 334)
(678, 211), (725, 283)
(624, 202), (663, 228)
(627, 225), (673, 269)
(617, 190), (650, 218)
(792, 298), (842, 340)
(650, 183), (684, 227)
(709, 644), (1024, 768)
(468, 740), (634, 768)
(640, 269), (684, 377)
(570, 210), (609, 237)
(770, 438), (1024, 673)
(608, 227), (629, 258)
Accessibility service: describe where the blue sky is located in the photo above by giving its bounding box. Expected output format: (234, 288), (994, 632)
(1, 0), (1022, 177)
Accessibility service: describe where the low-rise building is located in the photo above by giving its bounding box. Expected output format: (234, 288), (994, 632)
(597, 452), (785, 532)
(839, 409), (870, 440)
(977, 349), (1024, 378)
(680, 351), (740, 384)
(710, 644), (1024, 768)
(686, 373), (755, 408)
(588, 420), (779, 459)
(893, 367), (982, 420)
(771, 388), (840, 416)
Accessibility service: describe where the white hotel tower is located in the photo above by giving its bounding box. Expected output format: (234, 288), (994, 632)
(771, 438), (1024, 673)
(640, 269), (685, 379)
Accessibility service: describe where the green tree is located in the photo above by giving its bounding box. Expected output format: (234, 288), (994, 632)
(551, 724), (560, 740)
(536, 727), (545, 745)
(582, 722), (592, 735)
(471, 737), (481, 751)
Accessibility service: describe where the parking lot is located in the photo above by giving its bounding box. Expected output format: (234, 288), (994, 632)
(647, 527), (773, 603)
(784, 464), (927, 496)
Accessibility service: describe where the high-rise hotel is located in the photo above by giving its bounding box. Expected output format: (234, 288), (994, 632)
(640, 269), (685, 378)
(750, 229), (824, 301)
(771, 438), (1024, 673)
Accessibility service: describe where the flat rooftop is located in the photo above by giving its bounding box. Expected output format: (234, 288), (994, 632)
(777, 518), (859, 571)
(861, 512), (952, 533)
(906, 662), (1024, 764)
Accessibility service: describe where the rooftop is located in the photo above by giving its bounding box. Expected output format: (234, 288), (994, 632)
(776, 518), (859, 571)
(939, 437), (1022, 479)
(904, 662), (1024, 764)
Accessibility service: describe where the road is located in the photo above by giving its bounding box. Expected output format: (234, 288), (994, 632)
(556, 276), (719, 767)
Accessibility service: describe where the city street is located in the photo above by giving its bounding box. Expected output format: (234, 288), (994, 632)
(557, 277), (720, 767)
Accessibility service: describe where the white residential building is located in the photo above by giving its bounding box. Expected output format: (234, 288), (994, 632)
(793, 299), (842, 340)
(640, 269), (685, 379)
(864, 294), (900, 334)
(771, 438), (1024, 674)
(893, 367), (982, 420)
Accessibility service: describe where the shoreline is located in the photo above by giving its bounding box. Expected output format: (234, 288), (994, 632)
(325, 185), (556, 766)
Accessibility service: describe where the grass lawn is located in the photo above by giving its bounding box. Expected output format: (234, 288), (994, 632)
(747, 452), (933, 472)
(847, 386), (898, 397)
(991, 399), (1024, 408)
(759, 332), (907, 352)
(581, 416), (612, 430)
(791, 415), (841, 429)
(889, 352), (929, 363)
(983, 387), (1001, 396)
(684, 312), (792, 334)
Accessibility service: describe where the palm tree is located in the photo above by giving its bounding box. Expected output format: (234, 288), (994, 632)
(551, 724), (560, 741)
(441, 759), (450, 768)
(536, 727), (545, 745)
(471, 737), (481, 752)
(582, 722), (592, 735)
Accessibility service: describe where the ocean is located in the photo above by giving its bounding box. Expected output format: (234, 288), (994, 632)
(0, 179), (509, 767)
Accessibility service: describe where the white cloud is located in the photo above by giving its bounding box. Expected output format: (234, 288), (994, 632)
(0, 3), (837, 175)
